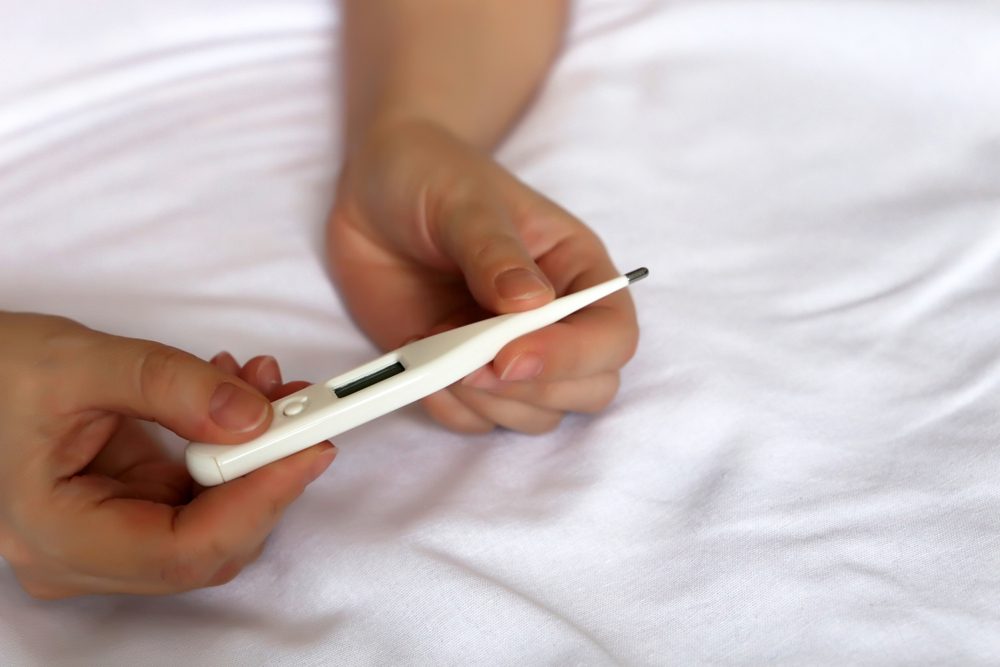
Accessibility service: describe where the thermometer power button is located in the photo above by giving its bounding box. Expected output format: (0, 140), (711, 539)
(282, 399), (308, 417)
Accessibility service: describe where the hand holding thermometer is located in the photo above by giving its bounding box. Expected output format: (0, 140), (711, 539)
(186, 267), (648, 485)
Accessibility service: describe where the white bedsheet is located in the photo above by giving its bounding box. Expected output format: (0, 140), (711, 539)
(2, 1), (1000, 664)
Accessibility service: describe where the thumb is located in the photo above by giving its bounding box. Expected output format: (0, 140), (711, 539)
(78, 332), (272, 444)
(435, 202), (555, 314)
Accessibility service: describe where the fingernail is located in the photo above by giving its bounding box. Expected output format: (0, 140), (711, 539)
(306, 444), (338, 483)
(255, 356), (282, 394)
(494, 268), (551, 301)
(462, 365), (502, 390)
(209, 382), (269, 433)
(500, 353), (544, 382)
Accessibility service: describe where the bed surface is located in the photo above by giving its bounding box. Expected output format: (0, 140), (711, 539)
(2, 1), (1000, 663)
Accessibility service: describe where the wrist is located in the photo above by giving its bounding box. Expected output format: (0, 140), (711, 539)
(346, 99), (503, 155)
(345, 113), (478, 167)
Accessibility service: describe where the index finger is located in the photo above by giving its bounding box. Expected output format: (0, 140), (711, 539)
(159, 379), (332, 590)
(491, 260), (640, 383)
(166, 441), (336, 588)
(51, 440), (335, 596)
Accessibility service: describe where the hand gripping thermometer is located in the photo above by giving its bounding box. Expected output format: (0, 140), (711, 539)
(186, 267), (649, 485)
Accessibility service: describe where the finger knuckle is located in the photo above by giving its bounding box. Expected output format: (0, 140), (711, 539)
(268, 497), (283, 523)
(586, 374), (621, 413)
(537, 381), (564, 406)
(137, 346), (189, 406)
(158, 555), (201, 590)
(30, 314), (87, 357)
(442, 411), (495, 434)
(471, 234), (520, 272)
(205, 558), (245, 588)
(19, 577), (70, 600)
(616, 326), (641, 368)
(4, 315), (90, 407)
(423, 395), (495, 434)
(470, 233), (499, 260)
(157, 542), (220, 591)
(250, 542), (267, 564)
(0, 531), (32, 570)
(523, 413), (564, 435)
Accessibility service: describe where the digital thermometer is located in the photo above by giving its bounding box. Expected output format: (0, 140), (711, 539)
(186, 267), (649, 485)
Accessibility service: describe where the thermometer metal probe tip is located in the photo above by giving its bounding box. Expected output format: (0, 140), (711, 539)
(625, 267), (649, 284)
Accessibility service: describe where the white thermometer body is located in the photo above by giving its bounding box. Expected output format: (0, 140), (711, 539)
(186, 268), (648, 485)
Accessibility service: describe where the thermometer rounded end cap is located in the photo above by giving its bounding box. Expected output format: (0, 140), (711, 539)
(185, 445), (226, 486)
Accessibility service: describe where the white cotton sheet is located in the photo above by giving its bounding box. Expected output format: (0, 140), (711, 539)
(2, 0), (1000, 664)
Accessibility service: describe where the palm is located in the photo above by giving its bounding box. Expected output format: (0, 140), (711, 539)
(328, 211), (487, 350)
(83, 418), (191, 505)
(326, 121), (637, 435)
(327, 125), (572, 349)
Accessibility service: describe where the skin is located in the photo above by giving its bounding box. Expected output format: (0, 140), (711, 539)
(330, 0), (640, 434)
(0, 313), (335, 598)
(2, 0), (641, 598)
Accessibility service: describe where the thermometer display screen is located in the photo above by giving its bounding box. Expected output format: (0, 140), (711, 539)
(333, 361), (406, 398)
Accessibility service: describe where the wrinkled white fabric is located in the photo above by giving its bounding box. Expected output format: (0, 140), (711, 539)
(2, 1), (1000, 664)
